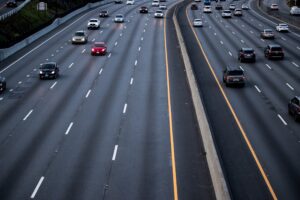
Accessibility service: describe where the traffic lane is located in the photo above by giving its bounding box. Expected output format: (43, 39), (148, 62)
(104, 16), (174, 200)
(189, 7), (300, 199)
(181, 3), (273, 199)
(165, 5), (215, 200)
(28, 8), (155, 200)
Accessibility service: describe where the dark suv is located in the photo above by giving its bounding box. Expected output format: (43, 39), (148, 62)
(139, 6), (148, 13)
(288, 96), (300, 121)
(223, 67), (245, 87)
(238, 48), (256, 62)
(264, 44), (284, 59)
(0, 76), (6, 92)
(39, 62), (59, 79)
(191, 4), (198, 10)
(99, 10), (109, 17)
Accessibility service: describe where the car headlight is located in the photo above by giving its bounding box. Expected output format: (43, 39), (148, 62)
(81, 38), (85, 41)
(72, 38), (76, 41)
(51, 71), (55, 74)
(39, 71), (43, 74)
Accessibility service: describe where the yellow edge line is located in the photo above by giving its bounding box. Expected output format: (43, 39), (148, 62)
(185, 6), (278, 200)
(164, 7), (179, 200)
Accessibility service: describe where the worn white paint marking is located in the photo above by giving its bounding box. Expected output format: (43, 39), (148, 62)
(30, 176), (45, 199)
(254, 85), (261, 93)
(65, 122), (74, 135)
(141, 37), (144, 41)
(138, 47), (141, 51)
(18, 81), (22, 84)
(297, 46), (300, 50)
(81, 49), (86, 53)
(281, 37), (286, 41)
(228, 51), (232, 56)
(115, 42), (118, 46)
(241, 40), (244, 43)
(112, 145), (118, 161)
(108, 53), (111, 58)
(292, 62), (299, 68)
(0, 97), (3, 101)
(220, 41), (223, 45)
(239, 66), (244, 71)
(250, 30), (254, 34)
(261, 38), (265, 42)
(265, 64), (272, 69)
(277, 114), (287, 126)
(135, 60), (138, 66)
(92, 38), (95, 42)
(23, 109), (33, 121)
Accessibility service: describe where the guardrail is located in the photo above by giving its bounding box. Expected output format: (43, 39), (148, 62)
(0, 0), (31, 21)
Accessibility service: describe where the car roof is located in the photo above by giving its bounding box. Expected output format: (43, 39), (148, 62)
(94, 42), (106, 45)
(268, 44), (281, 48)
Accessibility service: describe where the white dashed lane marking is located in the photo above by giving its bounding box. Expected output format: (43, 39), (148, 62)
(228, 51), (232, 56)
(112, 145), (118, 161)
(81, 49), (86, 53)
(23, 109), (33, 121)
(286, 83), (294, 91)
(254, 85), (262, 93)
(50, 81), (57, 89)
(30, 176), (45, 199)
(123, 103), (127, 114)
(130, 78), (134, 85)
(85, 89), (92, 98)
(277, 114), (287, 126)
(65, 122), (74, 135)
(292, 62), (299, 68)
(68, 63), (74, 68)
(99, 68), (103, 75)
(265, 64), (272, 69)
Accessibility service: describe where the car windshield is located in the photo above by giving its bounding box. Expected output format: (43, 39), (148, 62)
(194, 19), (201, 21)
(228, 70), (243, 75)
(116, 15), (123, 18)
(90, 19), (98, 22)
(244, 50), (254, 53)
(224, 11), (231, 13)
(271, 47), (282, 51)
(280, 24), (288, 27)
(265, 30), (273, 33)
(101, 11), (108, 13)
(75, 32), (84, 36)
(156, 10), (163, 13)
(41, 64), (55, 69)
(95, 43), (105, 47)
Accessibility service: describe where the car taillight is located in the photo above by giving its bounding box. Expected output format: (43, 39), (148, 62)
(92, 48), (95, 52)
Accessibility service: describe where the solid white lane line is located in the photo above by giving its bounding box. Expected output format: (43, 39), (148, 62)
(85, 89), (92, 98)
(220, 41), (223, 45)
(108, 53), (111, 58)
(112, 145), (118, 161)
(81, 49), (86, 53)
(254, 85), (261, 93)
(23, 109), (33, 121)
(65, 122), (74, 135)
(123, 103), (127, 114)
(239, 66), (244, 71)
(30, 176), (45, 199)
(99, 68), (103, 75)
(135, 60), (138, 66)
(130, 78), (134, 85)
(68, 63), (74, 68)
(50, 81), (57, 89)
(281, 37), (286, 41)
(286, 83), (294, 91)
(265, 64), (272, 69)
(292, 62), (299, 68)
(228, 51), (232, 56)
(277, 114), (287, 126)
(115, 42), (118, 46)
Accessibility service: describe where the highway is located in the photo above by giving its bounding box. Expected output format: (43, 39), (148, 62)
(179, 0), (300, 199)
(0, 0), (215, 199)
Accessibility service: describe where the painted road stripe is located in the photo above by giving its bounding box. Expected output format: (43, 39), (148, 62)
(254, 85), (261, 93)
(135, 60), (138, 66)
(112, 145), (118, 161)
(138, 47), (141, 51)
(220, 41), (223, 45)
(239, 66), (244, 71)
(81, 49), (86, 53)
(265, 64), (272, 69)
(229, 51), (232, 56)
(115, 42), (118, 46)
(65, 122), (74, 135)
(23, 109), (33, 121)
(130, 78), (134, 85)
(68, 63), (74, 68)
(50, 81), (57, 89)
(108, 53), (111, 58)
(30, 176), (45, 199)
(277, 114), (287, 126)
(123, 103), (127, 114)
(85, 89), (92, 98)
(292, 62), (299, 68)
(99, 68), (103, 75)
(286, 83), (294, 91)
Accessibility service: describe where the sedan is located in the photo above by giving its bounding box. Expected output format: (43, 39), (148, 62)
(191, 4), (198, 10)
(139, 6), (148, 13)
(99, 10), (109, 17)
(91, 42), (107, 56)
(261, 29), (275, 39)
(39, 62), (59, 79)
(215, 4), (223, 10)
(6, 0), (17, 8)
(229, 4), (236, 10)
(270, 3), (279, 10)
(193, 19), (203, 27)
(87, 18), (100, 29)
(0, 76), (6, 92)
(159, 4), (167, 10)
(276, 23), (289, 32)
(154, 10), (164, 18)
(72, 31), (88, 44)
(234, 9), (242, 16)
(238, 48), (255, 62)
(203, 6), (212, 13)
(114, 14), (124, 23)
(288, 96), (300, 121)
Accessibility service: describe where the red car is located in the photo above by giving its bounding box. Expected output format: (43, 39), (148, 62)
(91, 42), (107, 56)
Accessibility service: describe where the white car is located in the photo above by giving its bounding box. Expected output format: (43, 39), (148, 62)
(276, 23), (289, 32)
(229, 4), (236, 10)
(270, 4), (279, 10)
(193, 19), (203, 27)
(126, 0), (134, 5)
(72, 31), (88, 44)
(87, 18), (100, 29)
(290, 6), (300, 15)
(152, 0), (159, 6)
(114, 14), (124, 23)
(159, 4), (167, 10)
(242, 4), (249, 10)
(203, 6), (212, 13)
(222, 10), (232, 18)
(154, 10), (164, 18)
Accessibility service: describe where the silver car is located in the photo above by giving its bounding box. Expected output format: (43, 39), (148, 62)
(72, 31), (88, 44)
(114, 14), (124, 23)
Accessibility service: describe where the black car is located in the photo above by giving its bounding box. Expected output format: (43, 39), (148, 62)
(6, 0), (17, 8)
(139, 6), (148, 13)
(288, 96), (300, 121)
(223, 67), (245, 87)
(0, 76), (6, 92)
(39, 62), (59, 79)
(114, 0), (122, 3)
(191, 4), (198, 10)
(215, 4), (223, 10)
(99, 10), (109, 17)
(264, 44), (284, 59)
(238, 47), (256, 62)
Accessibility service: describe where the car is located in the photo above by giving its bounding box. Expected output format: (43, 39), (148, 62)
(276, 23), (289, 32)
(6, 0), (17, 7)
(115, 0), (122, 3)
(204, 0), (211, 5)
(203, 6), (212, 13)
(264, 44), (284, 59)
(223, 67), (245, 87)
(238, 48), (256, 62)
(222, 10), (232, 18)
(160, 0), (166, 2)
(261, 29), (275, 39)
(91, 42), (107, 56)
(159, 4), (167, 10)
(72, 31), (88, 44)
(139, 6), (148, 13)
(242, 4), (249, 10)
(193, 19), (203, 27)
(126, 0), (134, 5)
(154, 10), (164, 18)
(152, 0), (159, 6)
(0, 76), (6, 92)
(290, 6), (300, 15)
(87, 18), (100, 29)
(39, 62), (59, 79)
(215, 4), (223, 10)
(99, 10), (109, 17)
(114, 14), (124, 23)
(191, 3), (198, 10)
(229, 4), (235, 10)
(194, 0), (201, 2)
(288, 96), (300, 121)
(234, 8), (242, 16)
(270, 3), (278, 10)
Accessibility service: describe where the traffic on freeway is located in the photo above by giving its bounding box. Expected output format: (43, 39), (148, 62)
(0, 0), (299, 199)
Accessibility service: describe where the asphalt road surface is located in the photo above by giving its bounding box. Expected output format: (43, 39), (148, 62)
(180, 0), (300, 199)
(0, 0), (215, 200)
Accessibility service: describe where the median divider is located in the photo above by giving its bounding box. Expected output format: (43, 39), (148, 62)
(172, 6), (230, 200)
